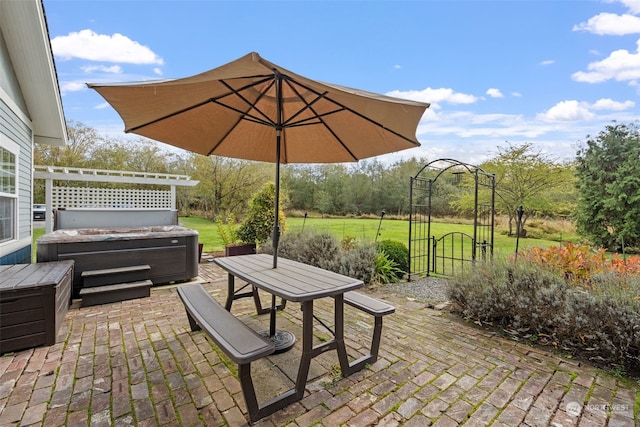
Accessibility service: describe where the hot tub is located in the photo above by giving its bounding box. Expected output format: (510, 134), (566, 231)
(37, 225), (199, 298)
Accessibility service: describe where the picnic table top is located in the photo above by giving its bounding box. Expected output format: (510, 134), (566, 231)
(213, 254), (363, 302)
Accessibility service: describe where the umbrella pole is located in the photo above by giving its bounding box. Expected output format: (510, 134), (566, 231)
(273, 130), (281, 269)
(272, 71), (283, 269)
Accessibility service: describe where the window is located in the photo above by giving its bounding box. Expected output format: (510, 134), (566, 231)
(0, 144), (17, 243)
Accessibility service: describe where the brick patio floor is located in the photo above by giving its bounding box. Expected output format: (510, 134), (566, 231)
(0, 261), (637, 426)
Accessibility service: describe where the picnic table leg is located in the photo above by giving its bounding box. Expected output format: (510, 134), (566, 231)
(334, 294), (354, 376)
(225, 273), (286, 315)
(253, 287), (287, 314)
(224, 274), (235, 311)
(294, 299), (314, 398)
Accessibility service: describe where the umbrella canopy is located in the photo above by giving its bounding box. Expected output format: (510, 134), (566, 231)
(88, 52), (430, 266)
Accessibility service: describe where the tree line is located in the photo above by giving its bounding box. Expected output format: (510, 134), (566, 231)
(35, 121), (640, 250)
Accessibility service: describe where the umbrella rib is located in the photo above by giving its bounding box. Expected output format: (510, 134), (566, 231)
(280, 78), (337, 128)
(205, 75), (287, 156)
(126, 99), (212, 133)
(125, 75), (278, 133)
(286, 75), (421, 148)
(214, 78), (278, 127)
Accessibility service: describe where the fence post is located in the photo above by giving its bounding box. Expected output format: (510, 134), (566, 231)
(515, 205), (524, 261)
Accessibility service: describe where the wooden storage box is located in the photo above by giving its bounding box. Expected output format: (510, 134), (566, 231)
(0, 261), (74, 354)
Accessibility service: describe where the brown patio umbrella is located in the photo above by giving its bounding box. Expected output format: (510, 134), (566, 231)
(88, 52), (429, 267)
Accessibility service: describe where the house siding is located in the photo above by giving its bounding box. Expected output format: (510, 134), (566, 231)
(0, 30), (34, 265)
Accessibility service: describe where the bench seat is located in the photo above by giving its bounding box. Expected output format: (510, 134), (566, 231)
(341, 291), (394, 375)
(177, 283), (277, 424)
(177, 283), (274, 364)
(344, 291), (395, 316)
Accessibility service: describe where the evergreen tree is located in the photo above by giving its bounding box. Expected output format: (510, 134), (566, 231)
(575, 122), (640, 251)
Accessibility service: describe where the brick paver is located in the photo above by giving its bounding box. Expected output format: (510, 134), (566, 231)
(0, 261), (637, 426)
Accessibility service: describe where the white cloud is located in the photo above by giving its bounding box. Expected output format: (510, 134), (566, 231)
(81, 65), (123, 74)
(590, 98), (635, 110)
(51, 29), (164, 65)
(59, 81), (86, 94)
(573, 12), (640, 35)
(572, 39), (640, 83)
(94, 102), (112, 110)
(153, 68), (163, 76)
(511, 91), (522, 97)
(387, 87), (478, 108)
(537, 100), (595, 121)
(486, 88), (504, 98)
(393, 64), (402, 70)
(610, 0), (640, 15)
(540, 60), (555, 66)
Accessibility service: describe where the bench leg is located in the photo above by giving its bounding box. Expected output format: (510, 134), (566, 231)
(238, 363), (260, 424)
(339, 314), (385, 377)
(239, 362), (298, 424)
(241, 298), (360, 423)
(185, 312), (201, 332)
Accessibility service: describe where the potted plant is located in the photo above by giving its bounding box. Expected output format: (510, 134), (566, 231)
(215, 213), (256, 257)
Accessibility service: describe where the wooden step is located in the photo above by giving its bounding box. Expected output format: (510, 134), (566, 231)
(79, 280), (152, 307)
(82, 265), (151, 288)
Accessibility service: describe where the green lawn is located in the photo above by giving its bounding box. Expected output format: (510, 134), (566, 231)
(179, 216), (561, 256)
(31, 216), (561, 260)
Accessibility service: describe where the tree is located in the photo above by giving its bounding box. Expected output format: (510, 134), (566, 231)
(189, 155), (271, 218)
(33, 120), (104, 202)
(34, 120), (101, 167)
(575, 122), (640, 251)
(479, 143), (568, 235)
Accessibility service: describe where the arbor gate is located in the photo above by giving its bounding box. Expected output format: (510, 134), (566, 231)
(409, 159), (495, 279)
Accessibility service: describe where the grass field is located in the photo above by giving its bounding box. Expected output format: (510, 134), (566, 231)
(30, 216), (565, 261)
(179, 216), (563, 256)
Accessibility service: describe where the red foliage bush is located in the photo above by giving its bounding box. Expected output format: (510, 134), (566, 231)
(518, 243), (640, 288)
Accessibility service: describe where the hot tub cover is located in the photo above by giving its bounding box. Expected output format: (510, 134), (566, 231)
(37, 225), (198, 244)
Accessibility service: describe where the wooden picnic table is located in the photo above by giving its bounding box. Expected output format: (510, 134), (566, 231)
(213, 253), (365, 420)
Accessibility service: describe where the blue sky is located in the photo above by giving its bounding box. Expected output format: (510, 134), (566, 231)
(44, 0), (640, 165)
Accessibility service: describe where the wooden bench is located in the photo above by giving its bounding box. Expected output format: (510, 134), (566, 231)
(176, 283), (275, 423)
(341, 291), (395, 375)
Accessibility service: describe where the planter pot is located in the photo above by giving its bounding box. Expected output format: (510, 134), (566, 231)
(225, 243), (256, 257)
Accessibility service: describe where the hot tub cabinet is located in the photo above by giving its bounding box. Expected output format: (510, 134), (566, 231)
(0, 261), (74, 354)
(37, 226), (199, 298)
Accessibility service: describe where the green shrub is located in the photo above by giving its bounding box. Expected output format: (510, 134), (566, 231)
(377, 239), (409, 278)
(237, 182), (287, 245)
(264, 230), (376, 284)
(338, 241), (377, 285)
(299, 232), (341, 271)
(215, 213), (239, 246)
(372, 252), (402, 284)
(449, 258), (640, 373)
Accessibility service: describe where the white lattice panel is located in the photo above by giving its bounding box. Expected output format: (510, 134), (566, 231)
(52, 186), (172, 209)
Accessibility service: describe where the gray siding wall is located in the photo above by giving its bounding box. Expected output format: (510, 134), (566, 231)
(0, 28), (34, 260)
(1, 100), (33, 240)
(0, 28), (27, 113)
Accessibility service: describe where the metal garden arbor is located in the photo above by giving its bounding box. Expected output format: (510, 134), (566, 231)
(409, 159), (495, 280)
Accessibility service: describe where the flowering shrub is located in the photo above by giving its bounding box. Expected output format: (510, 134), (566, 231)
(518, 243), (640, 288)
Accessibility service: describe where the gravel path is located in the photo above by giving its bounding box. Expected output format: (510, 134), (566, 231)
(382, 276), (451, 305)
